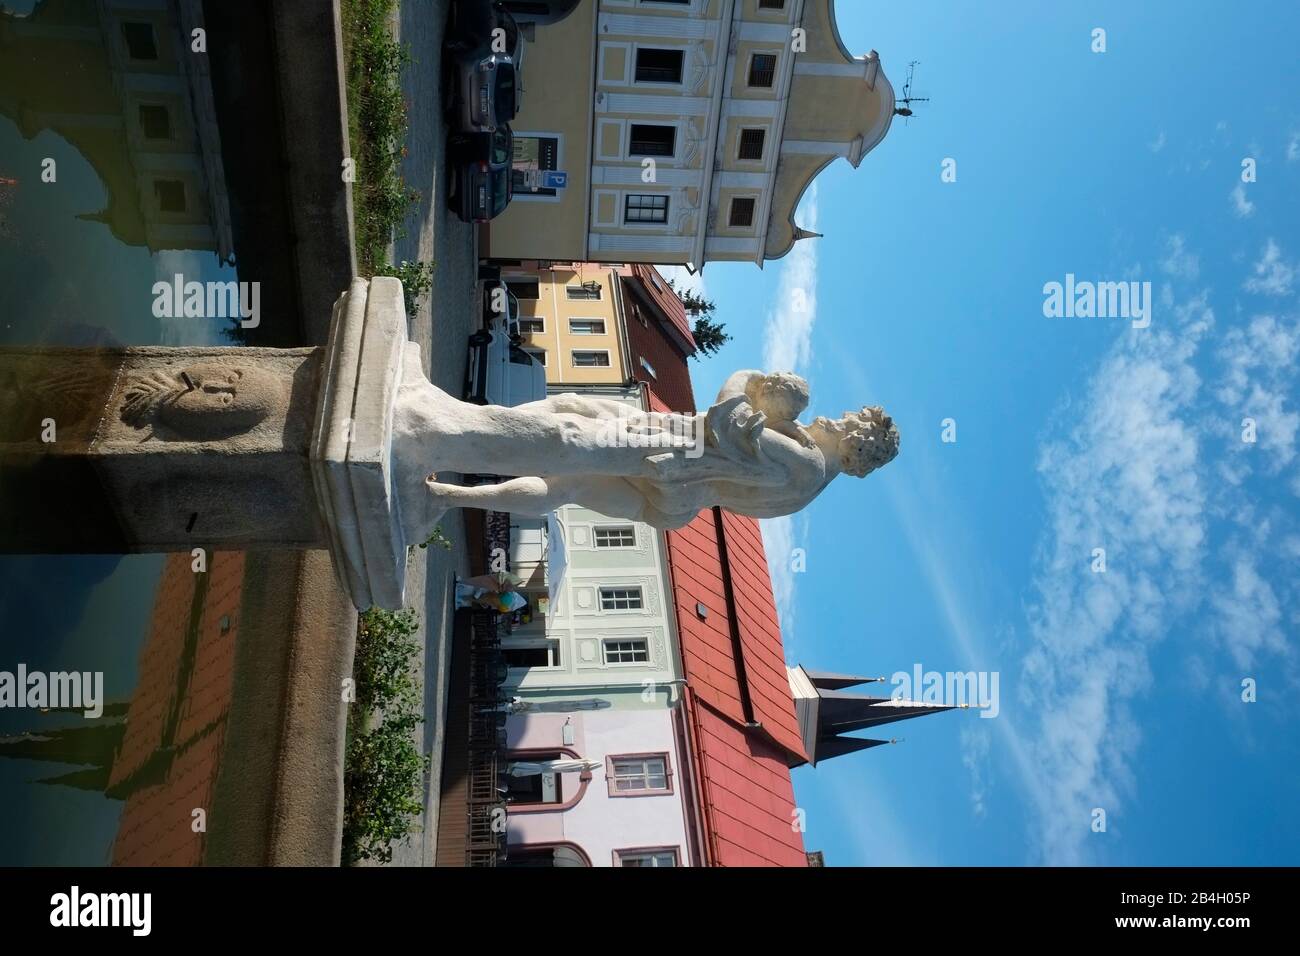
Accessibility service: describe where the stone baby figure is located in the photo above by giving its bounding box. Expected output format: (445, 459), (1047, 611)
(738, 370), (818, 451)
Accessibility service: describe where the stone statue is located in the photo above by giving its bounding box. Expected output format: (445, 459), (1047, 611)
(393, 344), (900, 538)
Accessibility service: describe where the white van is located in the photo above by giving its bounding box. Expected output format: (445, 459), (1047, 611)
(464, 323), (546, 407)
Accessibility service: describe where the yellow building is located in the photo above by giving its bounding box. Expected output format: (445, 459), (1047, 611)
(503, 261), (630, 386)
(488, 0), (895, 269)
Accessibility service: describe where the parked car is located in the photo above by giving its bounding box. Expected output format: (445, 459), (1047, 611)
(447, 125), (514, 223)
(446, 3), (523, 132)
(464, 322), (546, 407)
(481, 280), (523, 343)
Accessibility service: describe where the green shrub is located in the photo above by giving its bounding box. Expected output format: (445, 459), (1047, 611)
(341, 0), (420, 276)
(376, 260), (435, 316)
(342, 606), (430, 865)
(343, 711), (429, 865)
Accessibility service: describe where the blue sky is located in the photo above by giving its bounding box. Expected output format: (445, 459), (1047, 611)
(671, 0), (1300, 865)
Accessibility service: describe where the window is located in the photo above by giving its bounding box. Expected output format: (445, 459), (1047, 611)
(729, 196), (756, 228)
(138, 104), (171, 140)
(506, 279), (539, 300)
(504, 753), (566, 805)
(121, 21), (158, 60)
(153, 179), (186, 213)
(572, 350), (611, 368)
(566, 284), (602, 301)
(503, 642), (561, 669)
(603, 639), (649, 664)
(609, 755), (671, 794)
(594, 526), (636, 548)
(639, 356), (657, 378)
(738, 128), (766, 161)
(616, 848), (679, 867)
(624, 193), (669, 224)
(519, 317), (545, 334)
(629, 124), (675, 157)
(600, 586), (642, 610)
(523, 347), (546, 366)
(505, 768), (562, 805)
(634, 47), (684, 84)
(759, 0), (786, 8)
(568, 318), (606, 335)
(748, 53), (777, 88)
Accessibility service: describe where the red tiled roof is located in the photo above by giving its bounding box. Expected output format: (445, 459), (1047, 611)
(686, 694), (809, 867)
(656, 475), (809, 865)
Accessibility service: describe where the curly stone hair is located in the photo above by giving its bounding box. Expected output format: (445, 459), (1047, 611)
(814, 405), (900, 478)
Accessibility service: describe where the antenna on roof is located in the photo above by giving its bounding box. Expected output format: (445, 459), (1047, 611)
(893, 60), (930, 124)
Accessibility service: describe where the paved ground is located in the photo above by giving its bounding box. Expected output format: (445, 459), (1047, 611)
(380, 0), (479, 868)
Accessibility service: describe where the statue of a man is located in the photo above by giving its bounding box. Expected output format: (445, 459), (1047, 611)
(395, 356), (899, 538)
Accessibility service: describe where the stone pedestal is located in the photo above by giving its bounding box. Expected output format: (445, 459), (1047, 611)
(310, 276), (411, 611)
(0, 277), (414, 611)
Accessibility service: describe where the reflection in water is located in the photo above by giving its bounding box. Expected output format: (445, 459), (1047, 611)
(0, 553), (241, 865)
(0, 0), (276, 865)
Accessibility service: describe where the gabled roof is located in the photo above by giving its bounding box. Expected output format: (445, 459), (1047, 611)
(683, 688), (809, 867)
(643, 398), (810, 865)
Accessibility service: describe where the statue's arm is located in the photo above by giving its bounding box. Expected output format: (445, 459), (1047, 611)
(750, 425), (827, 492)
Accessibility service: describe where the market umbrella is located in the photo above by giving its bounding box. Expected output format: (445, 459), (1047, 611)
(507, 758), (601, 777)
(502, 697), (612, 714)
(545, 511), (567, 609)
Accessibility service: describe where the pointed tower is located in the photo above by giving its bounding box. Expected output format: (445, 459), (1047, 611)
(788, 665), (964, 766)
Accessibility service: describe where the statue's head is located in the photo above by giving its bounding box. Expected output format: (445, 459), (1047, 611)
(745, 371), (809, 422)
(813, 405), (899, 477)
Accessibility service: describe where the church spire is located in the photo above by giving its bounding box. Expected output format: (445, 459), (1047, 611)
(788, 665), (966, 766)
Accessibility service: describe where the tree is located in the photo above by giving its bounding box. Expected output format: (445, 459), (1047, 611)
(691, 314), (732, 358)
(666, 278), (730, 358)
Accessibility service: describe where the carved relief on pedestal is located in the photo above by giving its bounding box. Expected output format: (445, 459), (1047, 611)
(118, 361), (283, 441)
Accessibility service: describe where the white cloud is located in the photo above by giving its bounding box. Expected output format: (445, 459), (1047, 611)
(1286, 131), (1300, 163)
(761, 182), (819, 374)
(1212, 550), (1287, 669)
(1022, 293), (1213, 864)
(960, 724), (992, 818)
(1217, 315), (1300, 473)
(1148, 131), (1166, 153)
(1159, 234), (1199, 280)
(761, 513), (805, 647)
(757, 183), (821, 641)
(656, 264), (707, 305)
(1230, 183), (1255, 219)
(1243, 239), (1295, 296)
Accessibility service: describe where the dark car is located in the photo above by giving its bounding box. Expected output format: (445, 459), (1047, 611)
(446, 3), (523, 132)
(447, 125), (514, 223)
